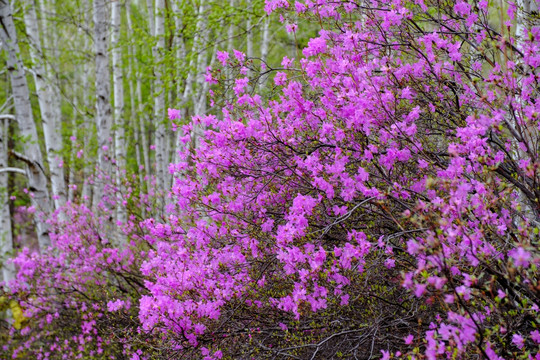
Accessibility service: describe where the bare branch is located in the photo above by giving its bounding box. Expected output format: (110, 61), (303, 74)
(0, 167), (26, 175)
(10, 150), (34, 166)
(0, 114), (15, 120)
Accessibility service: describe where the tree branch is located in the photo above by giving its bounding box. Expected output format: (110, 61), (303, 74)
(0, 114), (15, 120)
(0, 167), (26, 175)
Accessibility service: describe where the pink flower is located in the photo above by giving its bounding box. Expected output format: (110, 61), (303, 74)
(302, 37), (327, 57)
(531, 330), (540, 344)
(233, 49), (245, 62)
(384, 258), (396, 269)
(216, 51), (229, 66)
(510, 247), (531, 268)
(274, 72), (287, 85)
(414, 284), (426, 297)
(168, 108), (181, 120)
(512, 333), (524, 349)
(286, 23), (297, 33)
(404, 334), (414, 344)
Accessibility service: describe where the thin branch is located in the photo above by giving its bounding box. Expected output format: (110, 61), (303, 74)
(10, 150), (33, 166)
(0, 167), (26, 175)
(0, 114), (15, 120)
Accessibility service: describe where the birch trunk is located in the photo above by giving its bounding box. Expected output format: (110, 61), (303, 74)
(68, 83), (77, 203)
(81, 3), (93, 206)
(93, 0), (113, 209)
(226, 0), (235, 80)
(0, 118), (15, 284)
(0, 0), (52, 250)
(171, 0), (186, 98)
(153, 0), (167, 199)
(112, 0), (127, 225)
(259, 16), (270, 90)
(193, 1), (210, 127)
(23, 0), (67, 211)
(246, 0), (253, 60)
(136, 69), (151, 192)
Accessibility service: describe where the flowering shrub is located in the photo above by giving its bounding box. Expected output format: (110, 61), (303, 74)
(3, 0), (540, 359)
(143, 0), (540, 358)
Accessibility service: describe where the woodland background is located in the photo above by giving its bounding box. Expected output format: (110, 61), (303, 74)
(0, 0), (290, 257)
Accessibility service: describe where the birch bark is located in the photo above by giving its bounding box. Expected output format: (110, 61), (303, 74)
(23, 0), (67, 210)
(153, 0), (167, 198)
(0, 118), (15, 284)
(81, 3), (93, 206)
(93, 0), (113, 209)
(112, 0), (127, 225)
(259, 16), (270, 90)
(246, 0), (253, 60)
(0, 0), (52, 249)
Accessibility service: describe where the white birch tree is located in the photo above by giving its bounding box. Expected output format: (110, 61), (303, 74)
(0, 116), (15, 283)
(22, 0), (67, 211)
(0, 0), (52, 250)
(112, 0), (127, 225)
(92, 0), (113, 209)
(153, 0), (167, 199)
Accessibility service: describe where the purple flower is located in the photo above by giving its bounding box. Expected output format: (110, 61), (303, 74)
(168, 108), (181, 120)
(216, 50), (229, 66)
(404, 334), (414, 345)
(509, 247), (531, 268)
(512, 333), (524, 349)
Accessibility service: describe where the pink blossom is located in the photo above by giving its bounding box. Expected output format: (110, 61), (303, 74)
(216, 51), (229, 66)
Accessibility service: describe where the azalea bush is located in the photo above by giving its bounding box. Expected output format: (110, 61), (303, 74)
(3, 0), (540, 359)
(0, 176), (164, 359)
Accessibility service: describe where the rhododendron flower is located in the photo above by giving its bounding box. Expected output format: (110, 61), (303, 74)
(168, 108), (181, 120)
(216, 50), (229, 66)
(509, 247), (532, 268)
(233, 49), (245, 62)
(303, 37), (327, 57)
(512, 334), (524, 349)
(404, 334), (414, 344)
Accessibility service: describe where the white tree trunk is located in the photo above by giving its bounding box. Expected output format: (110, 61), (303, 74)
(93, 0), (113, 209)
(246, 0), (253, 60)
(226, 0), (235, 80)
(81, 2), (93, 206)
(23, 0), (67, 211)
(112, 0), (127, 226)
(153, 0), (167, 199)
(172, 0), (186, 98)
(0, 118), (15, 284)
(259, 16), (270, 90)
(0, 0), (52, 250)
(68, 83), (77, 203)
